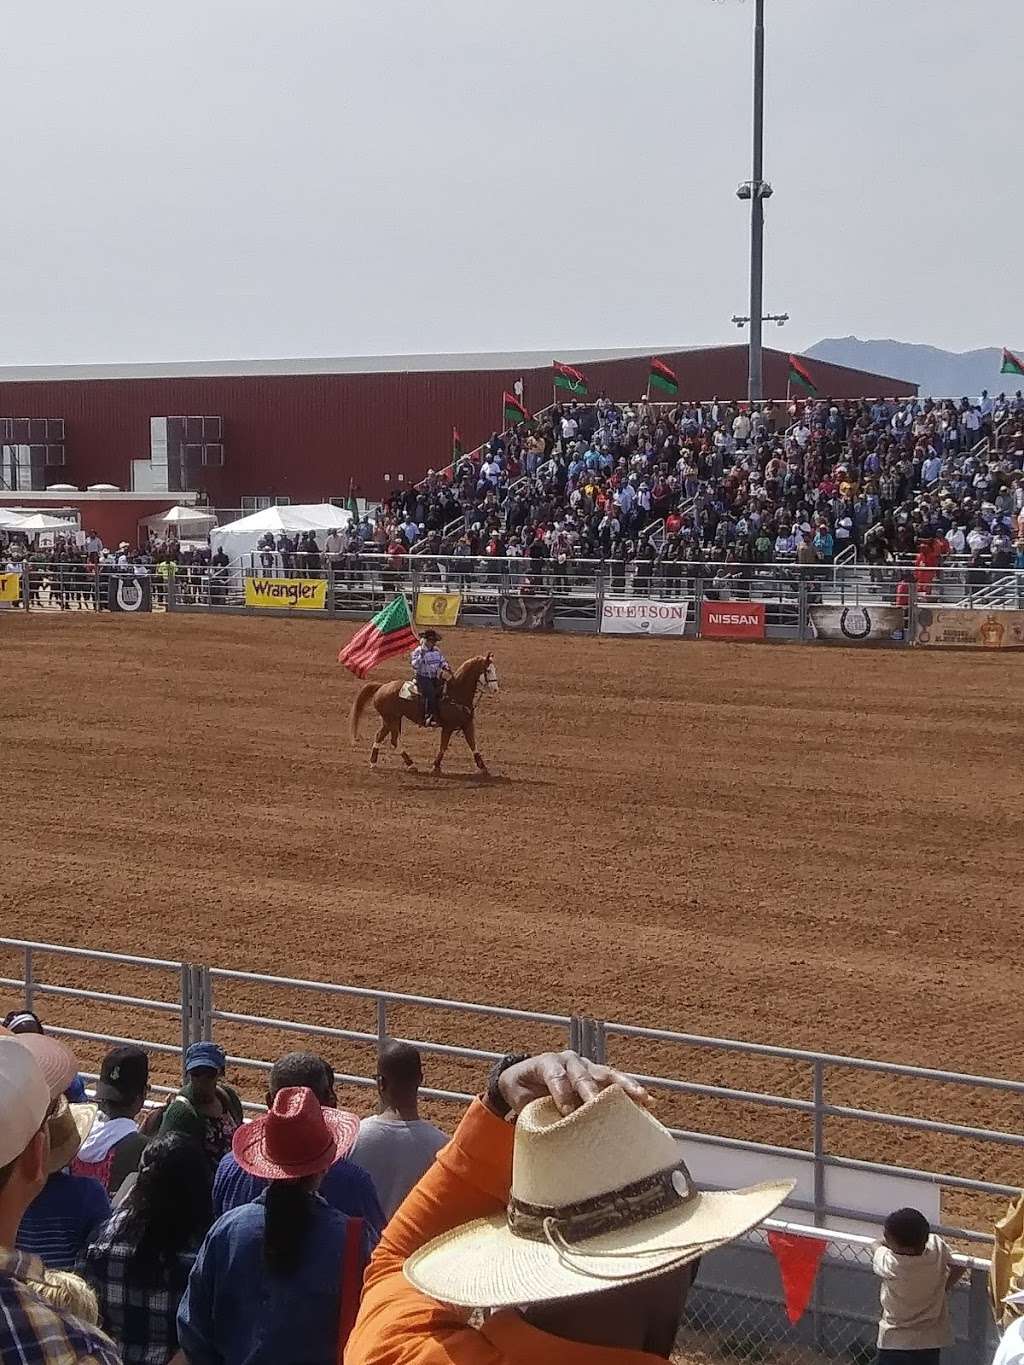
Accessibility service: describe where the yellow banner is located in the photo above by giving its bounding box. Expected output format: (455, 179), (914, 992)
(915, 609), (1024, 648)
(0, 572), (21, 603)
(415, 590), (462, 627)
(243, 576), (327, 610)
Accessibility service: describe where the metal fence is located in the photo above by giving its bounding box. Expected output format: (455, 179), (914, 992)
(0, 937), (1010, 1363)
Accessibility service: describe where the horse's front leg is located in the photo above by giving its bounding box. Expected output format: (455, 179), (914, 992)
(370, 722), (388, 768)
(463, 720), (489, 775)
(432, 727), (453, 773)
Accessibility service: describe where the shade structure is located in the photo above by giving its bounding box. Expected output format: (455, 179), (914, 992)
(142, 505), (218, 529)
(209, 503), (353, 568)
(6, 512), (78, 532)
(0, 509), (29, 530)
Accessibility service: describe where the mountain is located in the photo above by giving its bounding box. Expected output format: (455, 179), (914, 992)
(805, 337), (1022, 398)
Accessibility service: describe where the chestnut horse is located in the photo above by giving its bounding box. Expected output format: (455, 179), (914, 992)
(350, 653), (499, 774)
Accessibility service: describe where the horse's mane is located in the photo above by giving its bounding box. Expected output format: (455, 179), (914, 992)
(450, 655), (488, 685)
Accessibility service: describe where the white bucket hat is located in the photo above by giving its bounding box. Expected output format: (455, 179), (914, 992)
(404, 1085), (794, 1309)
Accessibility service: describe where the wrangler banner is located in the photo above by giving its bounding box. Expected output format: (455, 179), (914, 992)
(915, 608), (1024, 648)
(414, 591), (462, 627)
(601, 599), (688, 635)
(809, 605), (905, 642)
(244, 576), (327, 610)
(0, 572), (21, 603)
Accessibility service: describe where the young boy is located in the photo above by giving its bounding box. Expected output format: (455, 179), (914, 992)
(873, 1207), (964, 1365)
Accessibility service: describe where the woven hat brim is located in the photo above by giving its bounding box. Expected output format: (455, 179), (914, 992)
(404, 1179), (794, 1309)
(48, 1102), (97, 1173)
(13, 1034), (78, 1101)
(233, 1107), (360, 1181)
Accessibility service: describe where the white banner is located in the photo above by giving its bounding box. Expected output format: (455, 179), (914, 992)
(601, 598), (689, 635)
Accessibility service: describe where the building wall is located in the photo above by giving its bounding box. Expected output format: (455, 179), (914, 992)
(0, 347), (915, 504)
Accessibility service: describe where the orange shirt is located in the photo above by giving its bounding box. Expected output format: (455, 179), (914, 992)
(345, 1099), (662, 1365)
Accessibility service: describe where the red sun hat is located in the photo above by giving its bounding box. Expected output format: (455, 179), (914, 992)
(232, 1086), (359, 1181)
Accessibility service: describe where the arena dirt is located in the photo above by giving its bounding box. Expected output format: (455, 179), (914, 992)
(1, 613), (1020, 1230)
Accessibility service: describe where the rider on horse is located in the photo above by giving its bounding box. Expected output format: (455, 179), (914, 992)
(410, 629), (450, 727)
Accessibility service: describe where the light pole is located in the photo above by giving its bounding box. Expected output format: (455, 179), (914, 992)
(735, 0), (772, 404)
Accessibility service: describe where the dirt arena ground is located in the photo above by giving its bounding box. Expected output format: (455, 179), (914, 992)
(1, 613), (1020, 1226)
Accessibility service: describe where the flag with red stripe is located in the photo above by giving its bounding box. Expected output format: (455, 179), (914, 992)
(552, 360), (589, 397)
(338, 595), (419, 678)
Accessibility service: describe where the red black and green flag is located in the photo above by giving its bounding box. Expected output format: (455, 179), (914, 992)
(452, 426), (464, 459)
(552, 360), (589, 397)
(1000, 348), (1024, 377)
(338, 594), (419, 679)
(503, 391), (530, 425)
(648, 357), (679, 396)
(788, 355), (818, 396)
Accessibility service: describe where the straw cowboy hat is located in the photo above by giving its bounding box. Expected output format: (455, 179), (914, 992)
(47, 1099), (97, 1174)
(405, 1085), (794, 1309)
(232, 1086), (359, 1181)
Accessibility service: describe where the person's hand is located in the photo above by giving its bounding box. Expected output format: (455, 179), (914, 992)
(496, 1050), (651, 1119)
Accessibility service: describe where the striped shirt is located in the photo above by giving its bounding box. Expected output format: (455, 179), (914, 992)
(16, 1174), (112, 1271)
(0, 1246), (122, 1365)
(411, 645), (448, 677)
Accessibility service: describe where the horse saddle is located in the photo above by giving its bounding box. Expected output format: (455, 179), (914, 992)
(398, 680), (419, 701)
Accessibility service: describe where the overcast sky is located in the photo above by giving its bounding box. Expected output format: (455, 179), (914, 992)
(0, 0), (1018, 365)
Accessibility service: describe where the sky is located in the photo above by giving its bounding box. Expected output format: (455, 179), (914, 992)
(0, 0), (1019, 365)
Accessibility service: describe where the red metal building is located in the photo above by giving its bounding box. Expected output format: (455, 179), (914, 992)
(0, 345), (915, 509)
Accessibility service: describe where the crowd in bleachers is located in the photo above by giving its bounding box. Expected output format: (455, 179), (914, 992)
(382, 392), (1024, 579)
(2, 1007), (1023, 1364)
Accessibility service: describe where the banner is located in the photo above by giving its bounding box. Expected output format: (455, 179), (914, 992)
(108, 574), (153, 613)
(768, 1231), (828, 1324)
(0, 572), (21, 603)
(499, 593), (554, 631)
(809, 605), (905, 642)
(916, 609), (1024, 649)
(700, 600), (766, 639)
(415, 590), (462, 628)
(601, 598), (689, 635)
(244, 576), (327, 610)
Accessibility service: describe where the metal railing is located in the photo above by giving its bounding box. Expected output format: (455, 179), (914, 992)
(1, 936), (1020, 1249)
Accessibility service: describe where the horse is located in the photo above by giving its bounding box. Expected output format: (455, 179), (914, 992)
(350, 654), (499, 774)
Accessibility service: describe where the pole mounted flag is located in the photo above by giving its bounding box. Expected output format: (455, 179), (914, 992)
(1000, 348), (1024, 377)
(338, 595), (419, 678)
(787, 354), (818, 396)
(452, 426), (464, 460)
(552, 361), (589, 398)
(502, 391), (529, 425)
(648, 358), (680, 397)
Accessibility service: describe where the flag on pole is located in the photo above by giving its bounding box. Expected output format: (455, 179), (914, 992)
(503, 391), (530, 425)
(1000, 348), (1024, 377)
(345, 479), (358, 518)
(648, 358), (680, 396)
(552, 361), (589, 397)
(338, 595), (419, 678)
(787, 355), (818, 396)
(452, 426), (464, 459)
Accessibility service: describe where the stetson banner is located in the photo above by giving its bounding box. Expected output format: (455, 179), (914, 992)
(108, 573), (153, 613)
(809, 605), (905, 642)
(915, 608), (1024, 649)
(499, 592), (554, 631)
(244, 576), (327, 610)
(414, 590), (462, 627)
(601, 598), (688, 635)
(0, 571), (21, 603)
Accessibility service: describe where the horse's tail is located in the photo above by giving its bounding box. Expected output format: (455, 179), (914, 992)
(350, 683), (378, 744)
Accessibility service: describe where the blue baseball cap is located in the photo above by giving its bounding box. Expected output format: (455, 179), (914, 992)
(184, 1042), (226, 1074)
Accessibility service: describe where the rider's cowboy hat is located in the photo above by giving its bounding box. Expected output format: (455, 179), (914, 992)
(422, 629), (442, 642)
(404, 1084), (793, 1309)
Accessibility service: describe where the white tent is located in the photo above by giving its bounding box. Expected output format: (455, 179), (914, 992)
(0, 509), (29, 530)
(209, 503), (353, 570)
(8, 513), (78, 532)
(141, 505), (218, 535)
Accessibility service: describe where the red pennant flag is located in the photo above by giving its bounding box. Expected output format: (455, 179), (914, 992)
(767, 1230), (828, 1324)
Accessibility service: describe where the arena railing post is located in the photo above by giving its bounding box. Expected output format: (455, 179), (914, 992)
(811, 1059), (827, 1351)
(23, 945), (34, 1012)
(798, 578), (810, 641)
(21, 567), (29, 613)
(179, 962), (193, 1062)
(326, 561), (336, 618)
(966, 1264), (993, 1365)
(376, 997), (388, 1047)
(166, 572), (176, 614)
(595, 566), (604, 634)
(907, 580), (918, 647)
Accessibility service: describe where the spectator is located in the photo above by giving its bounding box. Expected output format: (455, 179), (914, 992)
(993, 1291), (1024, 1365)
(73, 1046), (150, 1197)
(176, 1087), (372, 1365)
(157, 1043), (243, 1173)
(79, 1135), (212, 1365)
(3, 1011), (87, 1101)
(347, 1050), (792, 1363)
(349, 1042), (448, 1221)
(0, 1035), (122, 1364)
(17, 1100), (110, 1270)
(872, 1207), (963, 1365)
(213, 1051), (382, 1235)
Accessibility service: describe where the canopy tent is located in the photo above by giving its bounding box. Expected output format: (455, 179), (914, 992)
(0, 509), (29, 530)
(210, 503), (352, 568)
(141, 505), (218, 532)
(5, 512), (78, 533)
